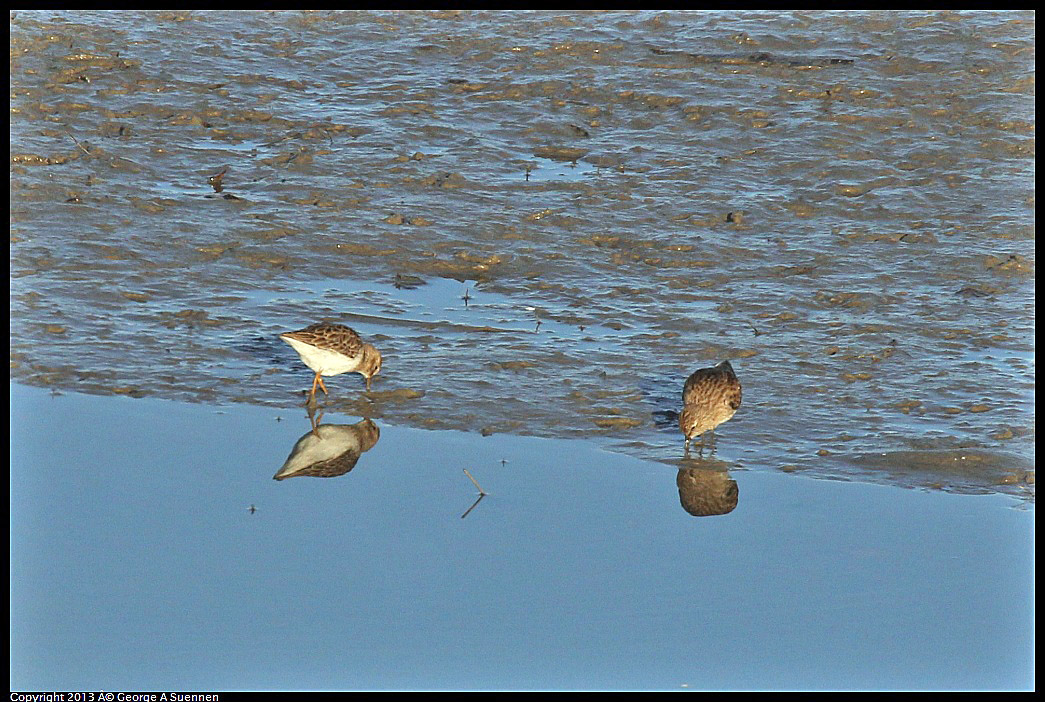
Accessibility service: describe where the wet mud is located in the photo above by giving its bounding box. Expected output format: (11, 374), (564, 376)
(10, 11), (1035, 499)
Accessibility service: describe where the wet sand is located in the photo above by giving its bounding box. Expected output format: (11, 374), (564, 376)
(10, 383), (1034, 690)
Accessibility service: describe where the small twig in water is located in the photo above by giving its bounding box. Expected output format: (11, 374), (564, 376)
(65, 130), (90, 155)
(463, 468), (487, 496)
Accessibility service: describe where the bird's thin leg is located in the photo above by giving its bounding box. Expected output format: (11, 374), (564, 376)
(316, 374), (329, 395)
(365, 375), (372, 392)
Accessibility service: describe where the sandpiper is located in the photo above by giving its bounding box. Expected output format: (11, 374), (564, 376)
(679, 360), (742, 451)
(280, 322), (382, 399)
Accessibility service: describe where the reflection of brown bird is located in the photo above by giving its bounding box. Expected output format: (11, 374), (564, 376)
(273, 419), (380, 480)
(280, 322), (382, 400)
(677, 467), (738, 517)
(679, 360), (742, 450)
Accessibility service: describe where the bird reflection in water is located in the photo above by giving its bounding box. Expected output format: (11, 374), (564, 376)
(676, 456), (738, 517)
(274, 414), (380, 481)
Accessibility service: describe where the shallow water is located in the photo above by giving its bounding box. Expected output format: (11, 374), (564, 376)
(9, 384), (1035, 690)
(9, 12), (1035, 496)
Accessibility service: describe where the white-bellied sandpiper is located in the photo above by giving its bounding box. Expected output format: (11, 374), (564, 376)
(280, 322), (382, 400)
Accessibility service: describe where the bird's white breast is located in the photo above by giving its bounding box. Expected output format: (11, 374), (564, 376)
(281, 336), (361, 375)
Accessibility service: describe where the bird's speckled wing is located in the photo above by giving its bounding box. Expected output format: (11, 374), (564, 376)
(682, 362), (741, 409)
(281, 322), (364, 357)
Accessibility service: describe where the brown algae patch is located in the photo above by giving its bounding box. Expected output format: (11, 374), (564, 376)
(533, 146), (588, 162)
(593, 416), (643, 430)
(370, 387), (425, 402)
(853, 449), (1034, 493)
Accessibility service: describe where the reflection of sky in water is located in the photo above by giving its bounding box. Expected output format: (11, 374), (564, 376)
(525, 157), (602, 184)
(10, 384), (1033, 690)
(241, 276), (621, 341)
